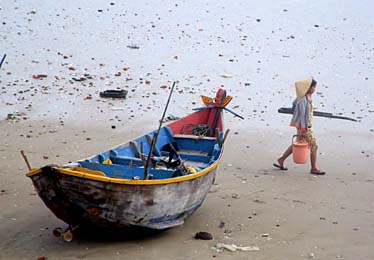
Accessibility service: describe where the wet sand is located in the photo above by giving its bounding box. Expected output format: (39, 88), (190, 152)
(0, 120), (373, 259)
(1, 0), (374, 259)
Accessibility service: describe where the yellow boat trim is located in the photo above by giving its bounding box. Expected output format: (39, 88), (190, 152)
(26, 157), (222, 185)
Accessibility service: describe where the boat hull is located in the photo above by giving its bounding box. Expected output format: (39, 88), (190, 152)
(29, 165), (217, 230)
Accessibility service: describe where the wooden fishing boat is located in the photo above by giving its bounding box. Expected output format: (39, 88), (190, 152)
(26, 88), (240, 237)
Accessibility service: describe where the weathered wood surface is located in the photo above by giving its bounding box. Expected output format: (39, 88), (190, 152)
(30, 166), (217, 230)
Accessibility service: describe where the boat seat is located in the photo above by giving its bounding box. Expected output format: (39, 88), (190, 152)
(161, 149), (210, 163)
(173, 134), (216, 141)
(110, 155), (144, 167)
(79, 161), (141, 179)
(170, 134), (217, 158)
(70, 167), (106, 176)
(179, 153), (210, 163)
(77, 161), (178, 180)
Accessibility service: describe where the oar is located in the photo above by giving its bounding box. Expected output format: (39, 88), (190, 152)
(143, 81), (176, 180)
(193, 106), (244, 120)
(278, 107), (358, 122)
(0, 54), (6, 70)
(223, 107), (244, 119)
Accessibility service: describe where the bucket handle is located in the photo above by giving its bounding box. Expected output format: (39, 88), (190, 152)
(292, 134), (310, 149)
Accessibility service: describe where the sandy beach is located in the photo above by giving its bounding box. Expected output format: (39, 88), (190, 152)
(1, 0), (373, 259)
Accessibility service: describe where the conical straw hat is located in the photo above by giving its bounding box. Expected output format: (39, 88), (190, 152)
(295, 78), (313, 100)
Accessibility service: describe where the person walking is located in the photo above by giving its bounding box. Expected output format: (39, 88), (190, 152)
(273, 77), (326, 175)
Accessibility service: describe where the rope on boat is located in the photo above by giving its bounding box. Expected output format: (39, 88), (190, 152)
(192, 124), (211, 136)
(181, 123), (212, 136)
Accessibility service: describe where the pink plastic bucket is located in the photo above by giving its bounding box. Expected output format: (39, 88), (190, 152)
(292, 135), (309, 164)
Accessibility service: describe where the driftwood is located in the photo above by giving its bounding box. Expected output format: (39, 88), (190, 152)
(278, 107), (357, 122)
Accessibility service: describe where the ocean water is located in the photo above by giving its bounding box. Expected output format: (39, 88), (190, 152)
(1, 0), (373, 131)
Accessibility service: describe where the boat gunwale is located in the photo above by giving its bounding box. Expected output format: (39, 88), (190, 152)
(26, 154), (223, 185)
(26, 108), (225, 185)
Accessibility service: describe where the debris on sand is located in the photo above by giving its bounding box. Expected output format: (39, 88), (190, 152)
(212, 243), (260, 252)
(72, 77), (87, 82)
(127, 44), (140, 49)
(6, 112), (27, 122)
(0, 54), (6, 69)
(32, 74), (48, 79)
(221, 73), (233, 79)
(195, 231), (213, 240)
(163, 114), (181, 123)
(99, 89), (128, 99)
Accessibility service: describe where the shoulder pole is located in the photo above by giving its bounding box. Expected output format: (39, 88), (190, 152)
(278, 107), (357, 122)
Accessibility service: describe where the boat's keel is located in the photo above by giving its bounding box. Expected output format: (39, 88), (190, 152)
(140, 218), (185, 230)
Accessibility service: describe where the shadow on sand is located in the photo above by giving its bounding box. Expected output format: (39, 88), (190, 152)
(62, 224), (169, 242)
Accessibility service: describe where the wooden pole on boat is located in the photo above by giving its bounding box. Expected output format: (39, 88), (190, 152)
(215, 128), (230, 148)
(20, 150), (32, 171)
(143, 81), (176, 180)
